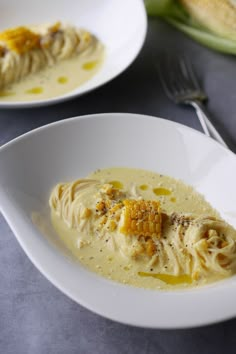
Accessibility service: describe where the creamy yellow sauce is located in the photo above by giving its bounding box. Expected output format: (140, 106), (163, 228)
(50, 167), (229, 290)
(0, 41), (104, 102)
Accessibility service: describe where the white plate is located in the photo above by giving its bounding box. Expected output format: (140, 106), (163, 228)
(0, 0), (147, 108)
(1, 113), (236, 329)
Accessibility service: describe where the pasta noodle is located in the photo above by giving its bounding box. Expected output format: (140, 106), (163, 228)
(49, 176), (236, 285)
(0, 22), (95, 89)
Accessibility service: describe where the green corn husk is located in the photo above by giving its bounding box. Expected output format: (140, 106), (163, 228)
(145, 0), (236, 55)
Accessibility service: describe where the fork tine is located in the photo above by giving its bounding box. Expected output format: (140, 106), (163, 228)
(166, 54), (183, 92)
(158, 54), (190, 100)
(157, 57), (175, 100)
(180, 57), (201, 91)
(158, 55), (180, 96)
(170, 55), (191, 92)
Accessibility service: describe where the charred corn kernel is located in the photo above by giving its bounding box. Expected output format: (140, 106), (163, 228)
(0, 27), (40, 54)
(0, 45), (5, 57)
(119, 200), (162, 238)
(96, 201), (107, 215)
(48, 22), (61, 34)
(218, 253), (228, 262)
(106, 187), (117, 198)
(198, 239), (208, 251)
(83, 31), (91, 42)
(107, 202), (123, 222)
(192, 271), (200, 281)
(102, 184), (123, 199)
(221, 241), (228, 248)
(108, 220), (117, 231)
(108, 202), (123, 214)
(96, 201), (106, 211)
(132, 243), (145, 259)
(145, 238), (157, 256)
(179, 0), (236, 39)
(99, 215), (108, 226)
(81, 207), (92, 219)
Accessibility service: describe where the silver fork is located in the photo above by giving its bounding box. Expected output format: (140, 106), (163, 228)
(158, 55), (228, 148)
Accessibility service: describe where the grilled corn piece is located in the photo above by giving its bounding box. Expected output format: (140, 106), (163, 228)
(119, 200), (162, 238)
(179, 0), (236, 39)
(0, 27), (41, 54)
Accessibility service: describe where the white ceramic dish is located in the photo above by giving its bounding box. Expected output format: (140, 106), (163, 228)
(1, 113), (236, 329)
(0, 0), (147, 108)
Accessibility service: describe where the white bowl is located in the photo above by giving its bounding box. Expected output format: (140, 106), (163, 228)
(0, 0), (147, 108)
(1, 113), (236, 329)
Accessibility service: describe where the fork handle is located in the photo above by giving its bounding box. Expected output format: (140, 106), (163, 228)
(190, 100), (228, 148)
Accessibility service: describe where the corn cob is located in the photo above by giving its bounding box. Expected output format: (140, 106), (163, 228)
(119, 200), (162, 238)
(179, 0), (236, 39)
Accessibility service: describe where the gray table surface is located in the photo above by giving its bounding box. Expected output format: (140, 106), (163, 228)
(1, 19), (236, 354)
